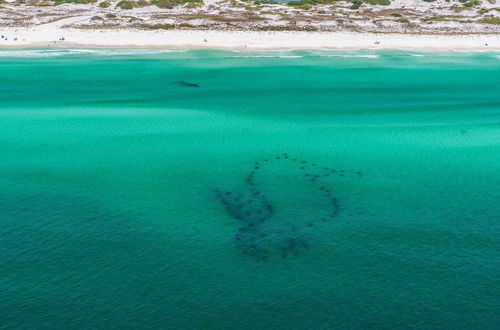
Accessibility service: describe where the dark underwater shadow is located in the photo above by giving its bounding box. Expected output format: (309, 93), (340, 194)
(215, 153), (362, 260)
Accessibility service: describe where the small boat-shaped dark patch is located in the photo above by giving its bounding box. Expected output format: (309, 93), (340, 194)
(175, 80), (201, 88)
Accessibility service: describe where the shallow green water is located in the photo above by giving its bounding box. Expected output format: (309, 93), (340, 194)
(1, 49), (499, 329)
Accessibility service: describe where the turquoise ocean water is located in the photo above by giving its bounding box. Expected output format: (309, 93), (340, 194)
(0, 49), (499, 329)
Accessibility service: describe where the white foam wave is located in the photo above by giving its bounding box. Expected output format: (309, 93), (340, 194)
(316, 54), (379, 58)
(0, 49), (184, 58)
(230, 55), (303, 59)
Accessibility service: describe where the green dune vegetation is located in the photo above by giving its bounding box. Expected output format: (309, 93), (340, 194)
(8, 0), (498, 11)
(51, 0), (202, 6)
(280, 0), (390, 9)
(115, 0), (201, 9)
(151, 0), (202, 9)
(54, 0), (95, 4)
(481, 16), (500, 23)
(1, 0), (498, 32)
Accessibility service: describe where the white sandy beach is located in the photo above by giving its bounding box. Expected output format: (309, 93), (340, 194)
(1, 27), (499, 51)
(1, 0), (499, 51)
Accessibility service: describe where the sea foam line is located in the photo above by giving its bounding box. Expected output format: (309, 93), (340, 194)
(229, 55), (304, 59)
(316, 54), (379, 58)
(0, 49), (185, 58)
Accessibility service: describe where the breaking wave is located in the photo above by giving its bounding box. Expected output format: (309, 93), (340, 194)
(0, 49), (185, 58)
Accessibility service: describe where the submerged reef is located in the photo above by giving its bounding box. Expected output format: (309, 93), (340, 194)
(216, 153), (362, 259)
